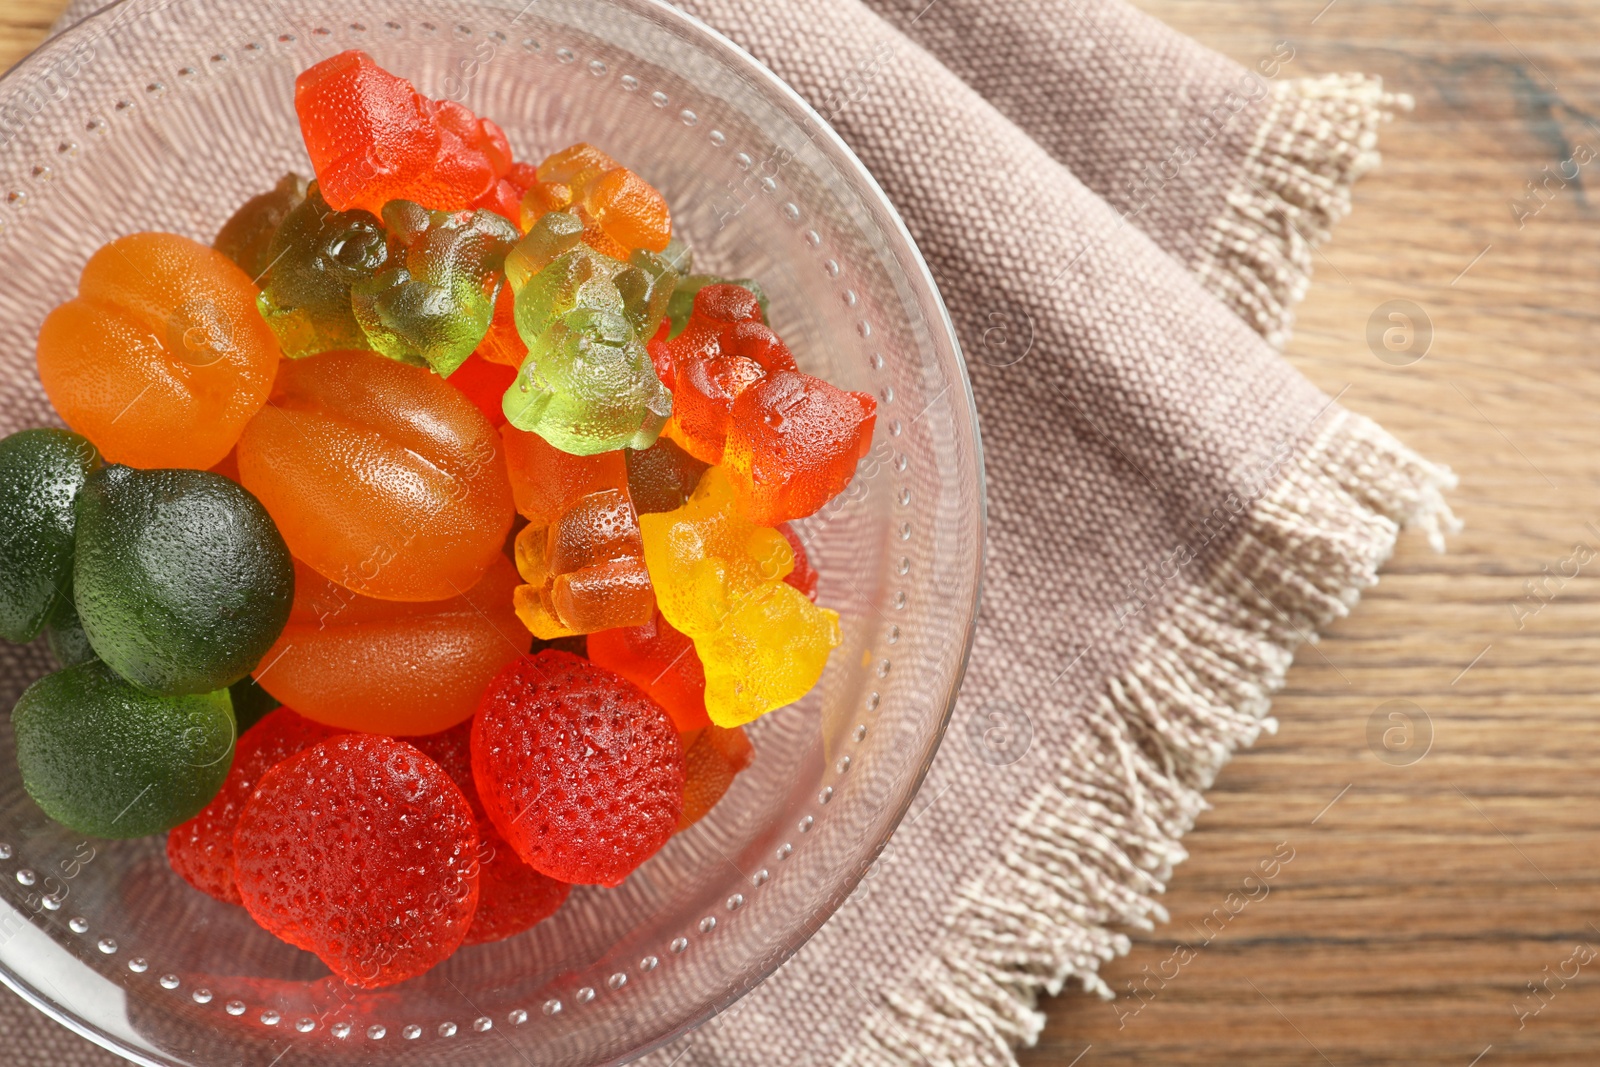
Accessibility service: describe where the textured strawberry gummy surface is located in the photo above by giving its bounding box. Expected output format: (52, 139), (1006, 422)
(233, 734), (478, 987)
(411, 720), (571, 945)
(472, 650), (684, 887)
(167, 707), (342, 905)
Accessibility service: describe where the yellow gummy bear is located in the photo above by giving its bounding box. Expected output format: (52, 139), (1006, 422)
(639, 467), (841, 726)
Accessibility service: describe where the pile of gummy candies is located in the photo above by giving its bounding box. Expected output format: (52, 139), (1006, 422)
(0, 50), (875, 988)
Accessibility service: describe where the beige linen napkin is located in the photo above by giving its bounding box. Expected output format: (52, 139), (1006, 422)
(10, 1), (1450, 1066)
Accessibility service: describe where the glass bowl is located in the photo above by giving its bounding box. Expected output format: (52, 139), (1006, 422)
(0, 0), (984, 1063)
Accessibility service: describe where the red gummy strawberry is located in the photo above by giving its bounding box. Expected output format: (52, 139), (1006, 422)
(411, 720), (571, 945)
(166, 708), (342, 906)
(233, 734), (479, 987)
(472, 651), (684, 887)
(778, 522), (819, 602)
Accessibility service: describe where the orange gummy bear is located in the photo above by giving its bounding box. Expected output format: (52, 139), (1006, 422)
(502, 426), (654, 638)
(237, 350), (514, 601)
(37, 233), (279, 470)
(520, 142), (671, 258)
(254, 556), (529, 736)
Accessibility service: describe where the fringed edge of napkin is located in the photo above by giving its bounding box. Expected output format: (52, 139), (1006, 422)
(839, 407), (1458, 1067)
(1195, 74), (1414, 349)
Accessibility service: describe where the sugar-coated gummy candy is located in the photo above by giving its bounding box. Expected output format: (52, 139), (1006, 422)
(588, 607), (709, 733)
(639, 467), (841, 727)
(723, 369), (877, 525)
(351, 200), (520, 377)
(73, 465), (294, 696)
(678, 725), (753, 830)
(503, 223), (675, 455)
(778, 522), (819, 602)
(295, 51), (506, 216)
(233, 734), (479, 987)
(255, 182), (389, 359)
(520, 142), (672, 259)
(214, 173), (308, 282)
(37, 233), (280, 470)
(237, 350), (514, 602)
(411, 721), (570, 945)
(255, 555), (529, 736)
(502, 428), (653, 638)
(472, 651), (684, 886)
(166, 707), (341, 905)
(625, 436), (709, 515)
(13, 660), (235, 838)
(0, 429), (98, 643)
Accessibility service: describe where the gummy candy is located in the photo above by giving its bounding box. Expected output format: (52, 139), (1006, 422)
(37, 232), (280, 470)
(227, 676), (281, 735)
(167, 707), (341, 905)
(214, 173), (308, 282)
(722, 369), (878, 525)
(233, 734), (479, 987)
(473, 160), (539, 228)
(502, 428), (654, 638)
(0, 428), (98, 643)
(625, 436), (709, 515)
(502, 216), (675, 454)
(295, 50), (506, 216)
(587, 607), (709, 733)
(411, 721), (570, 945)
(12, 659), (235, 838)
(474, 282), (525, 367)
(255, 555), (529, 736)
(351, 200), (520, 377)
(665, 274), (768, 338)
(472, 651), (684, 886)
(73, 465), (294, 696)
(778, 522), (819, 602)
(639, 467), (840, 727)
(678, 725), (753, 830)
(520, 142), (672, 258)
(237, 350), (514, 602)
(448, 352), (518, 428)
(45, 596), (96, 668)
(255, 182), (388, 359)
(650, 283), (796, 465)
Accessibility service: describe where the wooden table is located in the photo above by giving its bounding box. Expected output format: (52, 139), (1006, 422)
(3, 1), (1595, 1064)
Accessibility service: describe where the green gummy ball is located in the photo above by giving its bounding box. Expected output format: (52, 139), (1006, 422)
(0, 428), (99, 643)
(74, 465), (294, 696)
(13, 660), (235, 838)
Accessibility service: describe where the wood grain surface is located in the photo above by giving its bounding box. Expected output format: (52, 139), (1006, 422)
(1, 1), (1595, 1065)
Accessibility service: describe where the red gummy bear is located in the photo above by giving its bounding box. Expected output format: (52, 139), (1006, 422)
(587, 608), (709, 733)
(166, 708), (342, 906)
(472, 651), (684, 887)
(447, 352), (518, 428)
(411, 721), (571, 946)
(778, 522), (819, 602)
(473, 161), (539, 228)
(233, 734), (479, 987)
(649, 284), (796, 465)
(295, 50), (509, 216)
(723, 370), (877, 525)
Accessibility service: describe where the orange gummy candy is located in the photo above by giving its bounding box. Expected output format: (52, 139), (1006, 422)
(37, 233), (279, 470)
(520, 142), (671, 258)
(678, 725), (753, 830)
(237, 350), (514, 601)
(254, 555), (529, 735)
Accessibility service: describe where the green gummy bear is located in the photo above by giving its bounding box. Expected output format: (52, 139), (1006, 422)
(73, 465), (295, 696)
(0, 428), (99, 644)
(45, 593), (95, 668)
(214, 172), (308, 283)
(351, 201), (520, 378)
(13, 660), (235, 838)
(666, 273), (769, 338)
(505, 216), (676, 454)
(504, 307), (673, 455)
(256, 181), (388, 358)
